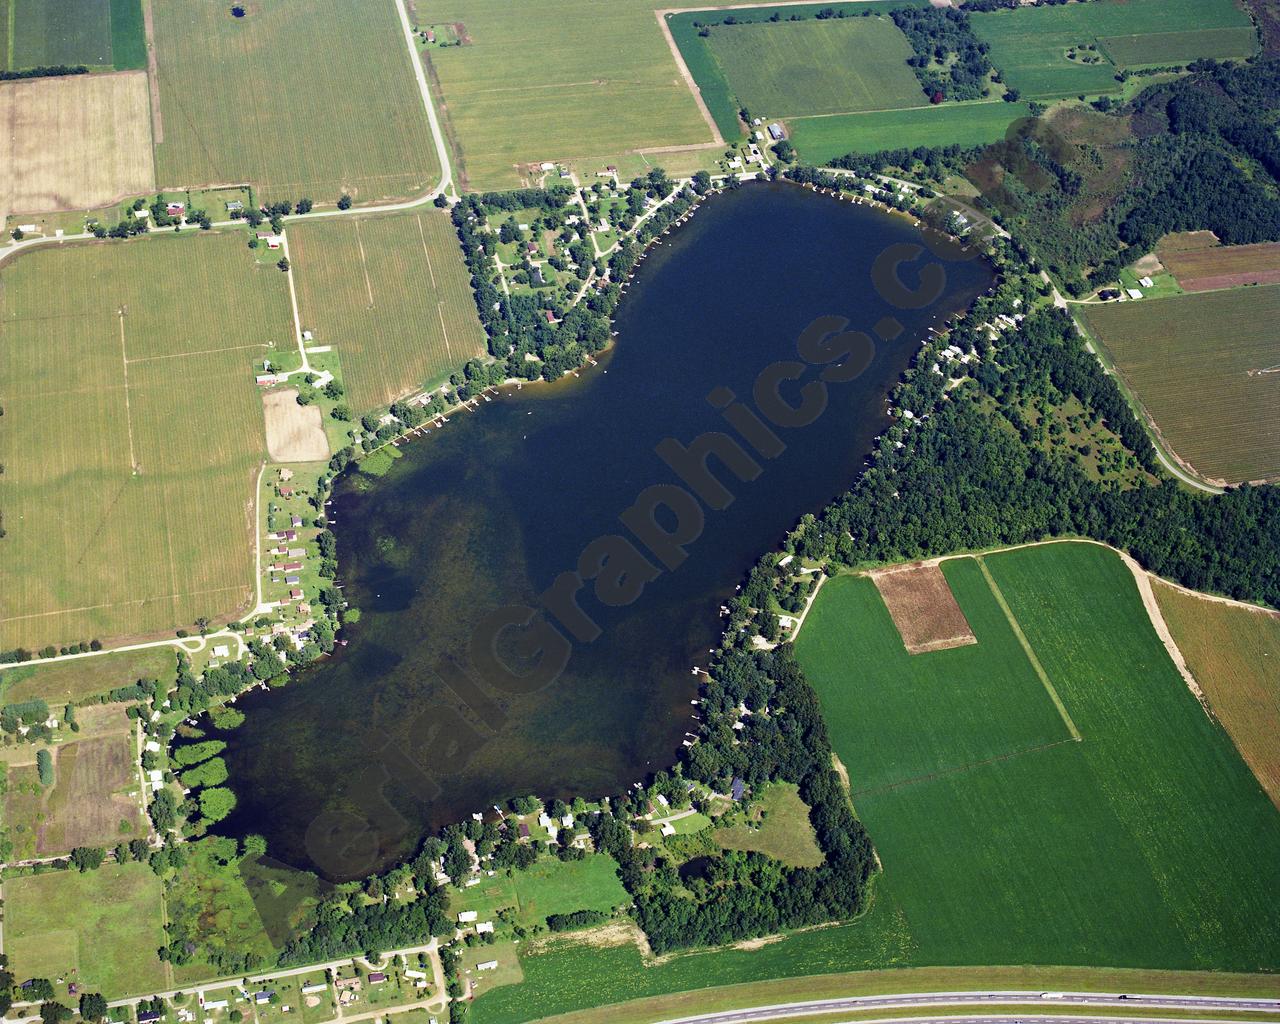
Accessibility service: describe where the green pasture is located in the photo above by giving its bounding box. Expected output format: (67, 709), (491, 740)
(788, 101), (1030, 165)
(971, 0), (1255, 99)
(450, 852), (627, 931)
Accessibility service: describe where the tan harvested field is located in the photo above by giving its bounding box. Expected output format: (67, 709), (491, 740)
(151, 0), (439, 203)
(870, 562), (977, 654)
(0, 231), (293, 649)
(263, 388), (330, 462)
(1154, 581), (1280, 809)
(1159, 241), (1280, 292)
(5, 733), (146, 857)
(1082, 285), (1280, 484)
(289, 209), (486, 412)
(0, 71), (154, 221)
(424, 0), (719, 190)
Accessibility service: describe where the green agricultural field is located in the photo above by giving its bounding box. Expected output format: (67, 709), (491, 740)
(789, 101), (1030, 164)
(5, 861), (169, 995)
(705, 17), (922, 118)
(288, 209), (486, 412)
(1081, 285), (1280, 484)
(0, 230), (293, 649)
(0, 645), (178, 704)
(108, 0), (145, 70)
(422, 0), (717, 191)
(151, 0), (439, 203)
(970, 0), (1255, 99)
(471, 542), (1280, 1024)
(11, 0), (112, 68)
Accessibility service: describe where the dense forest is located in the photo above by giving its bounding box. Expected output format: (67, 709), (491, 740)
(890, 6), (995, 102)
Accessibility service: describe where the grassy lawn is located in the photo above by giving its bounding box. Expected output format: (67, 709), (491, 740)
(450, 853), (628, 931)
(0, 230), (293, 650)
(789, 101), (1030, 164)
(0, 646), (178, 705)
(151, 0), (439, 203)
(714, 782), (822, 867)
(705, 17), (922, 118)
(463, 940), (524, 999)
(472, 542), (1280, 1023)
(1154, 582), (1280, 809)
(971, 0), (1255, 99)
(422, 0), (716, 191)
(1081, 284), (1280, 483)
(288, 209), (486, 412)
(4, 861), (168, 995)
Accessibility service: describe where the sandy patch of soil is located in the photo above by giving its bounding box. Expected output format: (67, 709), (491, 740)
(871, 562), (977, 654)
(262, 388), (329, 462)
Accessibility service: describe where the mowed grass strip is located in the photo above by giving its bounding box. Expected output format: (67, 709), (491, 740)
(803, 542), (1280, 971)
(705, 17), (921, 118)
(970, 0), (1255, 99)
(424, 0), (714, 191)
(450, 853), (628, 930)
(11, 0), (111, 68)
(151, 0), (438, 202)
(796, 557), (1072, 793)
(289, 209), (486, 412)
(1081, 285), (1280, 483)
(0, 231), (291, 648)
(1154, 582), (1280, 809)
(5, 861), (168, 995)
(789, 101), (1030, 163)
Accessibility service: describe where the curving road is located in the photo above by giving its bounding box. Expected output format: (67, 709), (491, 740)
(655, 993), (1280, 1024)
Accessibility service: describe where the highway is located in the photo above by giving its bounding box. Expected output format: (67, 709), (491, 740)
(655, 993), (1280, 1024)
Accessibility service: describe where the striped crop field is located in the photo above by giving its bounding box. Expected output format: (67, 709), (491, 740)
(288, 209), (486, 413)
(704, 16), (922, 118)
(1158, 240), (1280, 292)
(0, 230), (293, 649)
(1154, 582), (1280, 810)
(1082, 285), (1280, 484)
(423, 0), (716, 191)
(151, 0), (439, 204)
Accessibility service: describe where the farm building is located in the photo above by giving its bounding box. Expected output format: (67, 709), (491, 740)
(368, 973), (387, 984)
(226, 200), (244, 213)
(458, 910), (478, 923)
(768, 123), (784, 140)
(167, 202), (185, 216)
(477, 961), (499, 972)
(257, 233), (284, 249)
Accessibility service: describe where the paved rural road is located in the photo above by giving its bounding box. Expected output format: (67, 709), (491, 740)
(654, 993), (1280, 1024)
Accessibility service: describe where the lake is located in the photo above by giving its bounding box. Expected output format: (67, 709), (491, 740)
(211, 181), (993, 880)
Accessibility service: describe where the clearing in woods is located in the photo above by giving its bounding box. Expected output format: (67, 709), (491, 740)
(1157, 240), (1280, 292)
(1154, 581), (1280, 810)
(970, 0), (1256, 99)
(262, 388), (330, 463)
(422, 0), (716, 191)
(0, 231), (294, 650)
(1081, 285), (1280, 484)
(703, 16), (923, 118)
(288, 209), (486, 413)
(870, 562), (976, 654)
(0, 70), (154, 221)
(150, 0), (439, 203)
